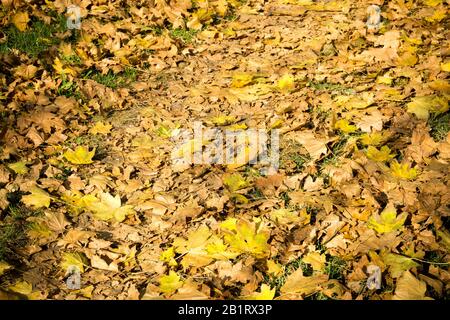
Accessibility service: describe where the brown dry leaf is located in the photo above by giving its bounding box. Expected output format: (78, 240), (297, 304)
(393, 271), (432, 300)
(280, 268), (328, 296)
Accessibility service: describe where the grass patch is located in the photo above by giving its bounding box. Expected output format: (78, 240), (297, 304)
(83, 67), (137, 89)
(57, 78), (86, 101)
(170, 28), (199, 44)
(324, 255), (347, 280)
(0, 205), (38, 261)
(318, 135), (349, 169)
(428, 111), (450, 142)
(264, 257), (313, 296)
(279, 139), (310, 174)
(0, 15), (67, 56)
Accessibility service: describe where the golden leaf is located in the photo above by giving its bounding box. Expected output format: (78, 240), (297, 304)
(159, 271), (183, 295)
(390, 160), (418, 180)
(64, 146), (95, 165)
(242, 284), (276, 300)
(22, 187), (51, 208)
(366, 145), (395, 162)
(11, 11), (29, 31)
(89, 122), (112, 135)
(61, 252), (89, 273)
(7, 161), (28, 174)
(367, 204), (407, 234)
(277, 74), (295, 92)
(334, 119), (357, 133)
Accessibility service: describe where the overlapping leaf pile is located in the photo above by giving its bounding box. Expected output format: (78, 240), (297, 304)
(0, 0), (449, 300)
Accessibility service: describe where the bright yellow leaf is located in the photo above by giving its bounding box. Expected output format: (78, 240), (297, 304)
(366, 146), (395, 162)
(390, 160), (418, 180)
(428, 79), (450, 94)
(334, 119), (357, 133)
(231, 73), (254, 88)
(397, 51), (418, 66)
(7, 161), (28, 174)
(222, 219), (270, 258)
(441, 61), (450, 72)
(277, 74), (295, 92)
(8, 281), (32, 296)
(267, 260), (283, 276)
(382, 252), (420, 278)
(407, 96), (449, 120)
(360, 131), (389, 146)
(85, 192), (135, 222)
(303, 251), (326, 272)
(160, 247), (178, 267)
(11, 11), (29, 31)
(61, 252), (88, 273)
(223, 173), (249, 192)
(22, 187), (51, 208)
(367, 204), (407, 234)
(242, 284), (276, 300)
(64, 146), (95, 165)
(53, 57), (77, 77)
(425, 9), (446, 23)
(424, 0), (442, 6)
(211, 115), (236, 126)
(159, 271), (183, 295)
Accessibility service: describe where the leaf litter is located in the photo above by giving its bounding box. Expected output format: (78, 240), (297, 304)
(0, 0), (449, 300)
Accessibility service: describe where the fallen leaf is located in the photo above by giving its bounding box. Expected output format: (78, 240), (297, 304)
(64, 146), (95, 165)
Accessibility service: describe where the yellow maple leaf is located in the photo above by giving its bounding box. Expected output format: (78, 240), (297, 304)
(428, 79), (450, 94)
(7, 161), (28, 174)
(173, 225), (216, 268)
(441, 61), (450, 72)
(267, 260), (283, 276)
(269, 208), (302, 225)
(159, 271), (183, 295)
(242, 284), (276, 300)
(390, 160), (418, 180)
(397, 51), (418, 67)
(231, 73), (254, 88)
(89, 122), (112, 135)
(64, 146), (95, 165)
(367, 204), (407, 234)
(61, 252), (88, 273)
(223, 173), (249, 192)
(8, 281), (32, 296)
(334, 119), (357, 133)
(425, 9), (446, 23)
(222, 219), (270, 258)
(303, 251), (326, 272)
(22, 187), (51, 208)
(424, 0), (443, 6)
(407, 96), (449, 120)
(360, 131), (389, 146)
(211, 115), (236, 126)
(160, 247), (178, 267)
(53, 57), (77, 77)
(366, 145), (395, 162)
(382, 252), (420, 278)
(86, 192), (135, 222)
(277, 74), (295, 92)
(11, 11), (29, 31)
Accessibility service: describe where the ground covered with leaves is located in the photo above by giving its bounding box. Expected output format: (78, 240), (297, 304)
(0, 0), (449, 300)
